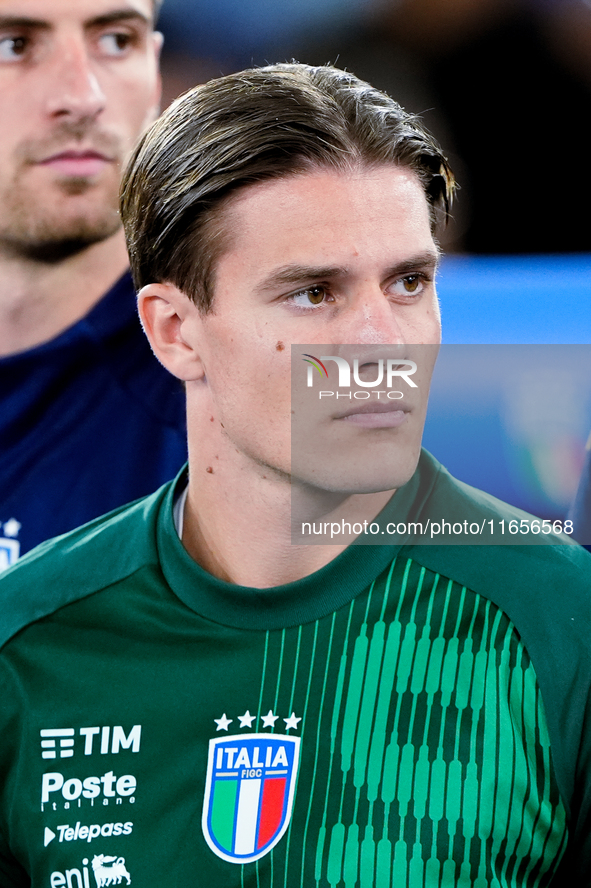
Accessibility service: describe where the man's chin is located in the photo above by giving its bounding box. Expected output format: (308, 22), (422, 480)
(292, 457), (420, 497)
(0, 216), (121, 264)
(16, 236), (111, 264)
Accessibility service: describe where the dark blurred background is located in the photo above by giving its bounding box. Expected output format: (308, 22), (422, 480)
(155, 0), (591, 517)
(157, 0), (591, 255)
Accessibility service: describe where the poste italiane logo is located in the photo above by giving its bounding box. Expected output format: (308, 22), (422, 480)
(202, 711), (301, 864)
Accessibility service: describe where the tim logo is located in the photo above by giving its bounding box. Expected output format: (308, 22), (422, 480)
(92, 855), (130, 886)
(202, 734), (300, 864)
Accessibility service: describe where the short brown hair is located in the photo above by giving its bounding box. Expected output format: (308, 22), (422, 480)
(120, 63), (455, 312)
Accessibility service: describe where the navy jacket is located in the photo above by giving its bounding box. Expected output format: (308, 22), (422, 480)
(0, 273), (187, 563)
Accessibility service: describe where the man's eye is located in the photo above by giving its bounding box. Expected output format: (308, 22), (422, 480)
(290, 285), (331, 307)
(0, 36), (28, 61)
(393, 274), (427, 296)
(98, 32), (133, 56)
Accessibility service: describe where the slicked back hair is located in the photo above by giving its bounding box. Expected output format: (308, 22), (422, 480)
(120, 63), (455, 313)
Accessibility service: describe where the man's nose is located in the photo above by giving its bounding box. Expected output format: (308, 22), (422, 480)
(338, 287), (406, 346)
(43, 38), (106, 121)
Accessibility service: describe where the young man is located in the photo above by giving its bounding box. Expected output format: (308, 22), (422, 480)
(0, 0), (186, 566)
(1, 64), (590, 886)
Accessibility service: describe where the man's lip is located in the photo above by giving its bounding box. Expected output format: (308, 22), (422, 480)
(37, 150), (113, 176)
(334, 400), (411, 429)
(335, 401), (410, 418)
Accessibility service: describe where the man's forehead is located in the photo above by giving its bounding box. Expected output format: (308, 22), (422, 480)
(226, 163), (431, 219)
(211, 164), (438, 297)
(223, 166), (434, 252)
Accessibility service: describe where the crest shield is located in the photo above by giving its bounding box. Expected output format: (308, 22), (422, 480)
(202, 733), (301, 864)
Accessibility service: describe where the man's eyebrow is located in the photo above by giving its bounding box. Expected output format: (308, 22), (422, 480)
(0, 16), (49, 30)
(0, 9), (151, 32)
(86, 9), (152, 29)
(383, 250), (442, 278)
(259, 265), (347, 292)
(259, 251), (441, 293)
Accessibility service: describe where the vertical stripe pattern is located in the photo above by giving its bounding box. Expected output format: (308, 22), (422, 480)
(235, 556), (568, 886)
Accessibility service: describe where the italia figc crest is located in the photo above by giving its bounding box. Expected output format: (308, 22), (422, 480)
(202, 732), (301, 864)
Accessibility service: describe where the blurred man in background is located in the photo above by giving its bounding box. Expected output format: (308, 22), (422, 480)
(0, 0), (186, 567)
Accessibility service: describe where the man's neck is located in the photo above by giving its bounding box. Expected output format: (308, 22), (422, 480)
(181, 395), (394, 589)
(0, 230), (130, 357)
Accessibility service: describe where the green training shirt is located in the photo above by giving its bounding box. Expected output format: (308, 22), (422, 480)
(1, 451), (590, 887)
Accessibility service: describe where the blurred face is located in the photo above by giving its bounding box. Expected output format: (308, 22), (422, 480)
(0, 0), (161, 259)
(192, 165), (441, 495)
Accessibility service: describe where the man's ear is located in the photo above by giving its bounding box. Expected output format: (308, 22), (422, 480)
(152, 31), (164, 58)
(138, 282), (206, 381)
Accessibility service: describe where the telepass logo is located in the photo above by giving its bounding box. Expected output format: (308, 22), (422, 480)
(202, 733), (300, 864)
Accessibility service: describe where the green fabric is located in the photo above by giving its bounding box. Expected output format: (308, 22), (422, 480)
(1, 451), (590, 886)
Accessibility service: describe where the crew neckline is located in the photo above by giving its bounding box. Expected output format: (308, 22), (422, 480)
(156, 452), (440, 630)
(0, 272), (135, 365)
